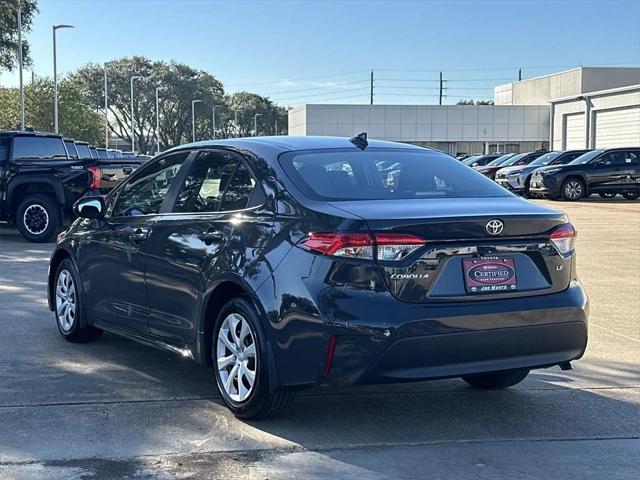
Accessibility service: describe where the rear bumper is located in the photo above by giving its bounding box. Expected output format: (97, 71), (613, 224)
(324, 281), (588, 386)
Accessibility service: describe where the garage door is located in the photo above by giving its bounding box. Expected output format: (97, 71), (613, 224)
(594, 107), (640, 148)
(563, 113), (585, 149)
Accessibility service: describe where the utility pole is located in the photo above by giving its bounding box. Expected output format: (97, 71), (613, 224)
(130, 75), (142, 153)
(191, 99), (202, 142)
(155, 86), (163, 155)
(370, 70), (374, 105)
(439, 71), (443, 106)
(518, 68), (522, 82)
(275, 118), (278, 135)
(17, 8), (25, 130)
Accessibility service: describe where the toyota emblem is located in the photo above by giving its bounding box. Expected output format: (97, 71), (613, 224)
(486, 219), (504, 235)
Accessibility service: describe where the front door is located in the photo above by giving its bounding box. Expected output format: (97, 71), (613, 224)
(81, 151), (191, 331)
(588, 151), (630, 191)
(144, 149), (262, 344)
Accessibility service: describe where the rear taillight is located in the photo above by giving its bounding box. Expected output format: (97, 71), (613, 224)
(549, 223), (576, 254)
(301, 232), (426, 261)
(87, 166), (101, 189)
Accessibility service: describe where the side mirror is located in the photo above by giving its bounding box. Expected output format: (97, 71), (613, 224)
(74, 196), (105, 219)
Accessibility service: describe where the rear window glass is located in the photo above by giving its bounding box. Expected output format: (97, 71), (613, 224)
(279, 149), (510, 201)
(97, 149), (109, 159)
(75, 143), (92, 158)
(12, 136), (67, 159)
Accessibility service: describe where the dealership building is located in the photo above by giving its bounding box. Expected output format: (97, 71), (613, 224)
(288, 67), (640, 155)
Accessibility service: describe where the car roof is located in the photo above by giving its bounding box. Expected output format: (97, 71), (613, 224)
(0, 130), (63, 139)
(174, 135), (430, 154)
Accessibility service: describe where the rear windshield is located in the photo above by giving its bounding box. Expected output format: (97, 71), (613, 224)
(12, 136), (68, 159)
(75, 143), (92, 158)
(279, 149), (510, 201)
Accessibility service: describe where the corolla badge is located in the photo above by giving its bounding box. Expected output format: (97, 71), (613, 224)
(485, 219), (504, 235)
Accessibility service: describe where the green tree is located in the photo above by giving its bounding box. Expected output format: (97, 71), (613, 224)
(0, 0), (38, 72)
(70, 56), (225, 153)
(224, 91), (288, 138)
(0, 79), (103, 144)
(456, 99), (494, 105)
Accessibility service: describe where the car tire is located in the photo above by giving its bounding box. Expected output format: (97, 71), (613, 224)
(599, 192), (617, 198)
(54, 259), (103, 343)
(213, 297), (295, 419)
(462, 368), (530, 389)
(622, 192), (639, 200)
(16, 194), (61, 243)
(560, 178), (585, 201)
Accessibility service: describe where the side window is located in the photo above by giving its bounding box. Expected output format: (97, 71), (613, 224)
(173, 151), (258, 213)
(112, 152), (189, 217)
(12, 136), (68, 159)
(624, 151), (639, 165)
(0, 137), (9, 164)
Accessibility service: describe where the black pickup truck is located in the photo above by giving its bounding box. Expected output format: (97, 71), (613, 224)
(0, 131), (144, 242)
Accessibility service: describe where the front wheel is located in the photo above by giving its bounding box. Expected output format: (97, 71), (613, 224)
(561, 178), (585, 201)
(16, 194), (61, 243)
(54, 259), (103, 343)
(213, 297), (295, 419)
(462, 368), (530, 389)
(622, 192), (639, 200)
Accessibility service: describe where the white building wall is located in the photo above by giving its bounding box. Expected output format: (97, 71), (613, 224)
(290, 104), (549, 146)
(551, 85), (640, 149)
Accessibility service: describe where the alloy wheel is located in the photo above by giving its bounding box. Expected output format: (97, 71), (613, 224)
(55, 269), (76, 332)
(216, 313), (257, 402)
(565, 181), (583, 199)
(23, 204), (49, 235)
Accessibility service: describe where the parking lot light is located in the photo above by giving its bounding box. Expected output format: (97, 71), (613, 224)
(52, 24), (74, 134)
(130, 75), (143, 154)
(192, 99), (203, 143)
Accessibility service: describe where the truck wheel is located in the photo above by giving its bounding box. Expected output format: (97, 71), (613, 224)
(16, 195), (61, 243)
(560, 178), (585, 201)
(462, 368), (530, 389)
(622, 192), (639, 200)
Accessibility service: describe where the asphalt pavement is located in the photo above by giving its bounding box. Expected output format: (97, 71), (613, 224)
(0, 198), (638, 479)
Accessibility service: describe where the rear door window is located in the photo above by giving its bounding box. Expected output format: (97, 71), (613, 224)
(173, 151), (259, 213)
(12, 136), (68, 159)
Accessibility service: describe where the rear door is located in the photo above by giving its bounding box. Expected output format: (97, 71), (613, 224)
(143, 149), (264, 344)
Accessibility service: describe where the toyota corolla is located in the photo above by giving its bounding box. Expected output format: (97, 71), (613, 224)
(48, 135), (589, 419)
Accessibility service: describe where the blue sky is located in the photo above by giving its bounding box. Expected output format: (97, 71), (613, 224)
(2, 0), (640, 105)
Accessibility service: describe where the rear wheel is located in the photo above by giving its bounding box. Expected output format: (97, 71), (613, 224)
(54, 259), (103, 343)
(622, 192), (639, 200)
(560, 178), (585, 201)
(599, 192), (617, 198)
(462, 368), (530, 389)
(213, 297), (295, 419)
(16, 194), (61, 243)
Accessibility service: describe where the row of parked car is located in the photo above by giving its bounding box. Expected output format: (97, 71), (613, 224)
(462, 147), (640, 201)
(0, 130), (150, 242)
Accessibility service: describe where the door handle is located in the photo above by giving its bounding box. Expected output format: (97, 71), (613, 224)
(200, 229), (225, 245)
(130, 227), (150, 242)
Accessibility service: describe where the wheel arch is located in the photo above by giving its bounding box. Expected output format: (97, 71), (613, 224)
(8, 176), (65, 216)
(561, 174), (589, 195)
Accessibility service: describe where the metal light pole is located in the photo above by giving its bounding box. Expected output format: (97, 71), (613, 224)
(155, 86), (164, 155)
(53, 24), (74, 133)
(275, 118), (278, 136)
(17, 9), (25, 130)
(191, 99), (202, 143)
(254, 113), (262, 137)
(212, 105), (219, 140)
(130, 75), (142, 154)
(234, 110), (243, 137)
